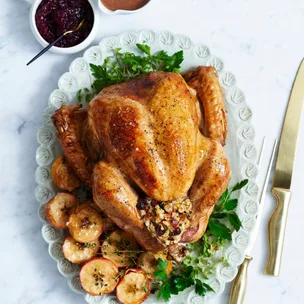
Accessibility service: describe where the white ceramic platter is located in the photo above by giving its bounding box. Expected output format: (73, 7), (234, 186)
(35, 30), (259, 304)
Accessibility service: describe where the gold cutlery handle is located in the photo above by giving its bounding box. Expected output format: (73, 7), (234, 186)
(264, 187), (292, 276)
(228, 255), (252, 304)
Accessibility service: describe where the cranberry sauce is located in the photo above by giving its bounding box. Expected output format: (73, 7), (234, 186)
(35, 0), (94, 48)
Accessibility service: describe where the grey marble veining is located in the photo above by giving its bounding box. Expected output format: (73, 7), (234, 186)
(1, 0), (304, 303)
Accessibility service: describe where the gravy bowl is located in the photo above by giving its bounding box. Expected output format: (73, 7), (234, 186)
(98, 0), (152, 15)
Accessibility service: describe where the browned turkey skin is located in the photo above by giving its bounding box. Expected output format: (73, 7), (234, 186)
(52, 66), (231, 257)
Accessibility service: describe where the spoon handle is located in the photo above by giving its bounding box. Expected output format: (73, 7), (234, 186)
(26, 34), (65, 66)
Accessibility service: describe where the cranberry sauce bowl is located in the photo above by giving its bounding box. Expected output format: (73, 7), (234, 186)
(36, 0), (94, 48)
(29, 0), (99, 54)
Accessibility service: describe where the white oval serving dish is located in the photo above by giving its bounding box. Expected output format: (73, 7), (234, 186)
(35, 30), (259, 304)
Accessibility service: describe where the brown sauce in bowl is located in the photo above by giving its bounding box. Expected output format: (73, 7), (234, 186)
(101, 0), (149, 11)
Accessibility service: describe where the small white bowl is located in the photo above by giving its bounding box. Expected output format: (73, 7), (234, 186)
(29, 0), (99, 54)
(98, 0), (152, 15)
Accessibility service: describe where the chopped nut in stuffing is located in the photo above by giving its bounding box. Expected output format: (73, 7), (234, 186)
(136, 196), (192, 247)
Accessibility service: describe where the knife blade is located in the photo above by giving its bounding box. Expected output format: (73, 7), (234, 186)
(272, 59), (304, 189)
(265, 59), (304, 276)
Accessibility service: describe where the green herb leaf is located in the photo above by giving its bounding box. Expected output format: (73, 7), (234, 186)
(223, 199), (238, 211)
(154, 270), (168, 281)
(157, 278), (177, 302)
(157, 283), (170, 301)
(195, 281), (207, 296)
(220, 189), (230, 201)
(90, 64), (108, 79)
(195, 280), (214, 296)
(163, 50), (184, 72)
(174, 275), (193, 291)
(208, 219), (232, 240)
(77, 89), (82, 102)
(203, 282), (215, 292)
(211, 212), (227, 219)
(231, 179), (248, 192)
(200, 234), (212, 257)
(227, 212), (242, 231)
(136, 43), (151, 55)
(156, 267), (194, 301)
(157, 258), (169, 272)
(154, 259), (169, 281)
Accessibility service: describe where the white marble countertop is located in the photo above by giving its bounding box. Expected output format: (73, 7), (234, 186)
(1, 0), (304, 303)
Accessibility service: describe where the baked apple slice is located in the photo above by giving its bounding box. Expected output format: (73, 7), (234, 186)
(67, 204), (103, 243)
(80, 258), (119, 295)
(101, 230), (138, 268)
(62, 235), (99, 264)
(116, 269), (150, 304)
(45, 192), (77, 229)
(51, 155), (81, 191)
(138, 251), (172, 280)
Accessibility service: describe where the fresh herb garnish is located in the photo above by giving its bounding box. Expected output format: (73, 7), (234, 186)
(154, 258), (169, 281)
(77, 44), (184, 102)
(195, 279), (215, 296)
(136, 43), (151, 55)
(223, 198), (238, 211)
(208, 219), (232, 240)
(232, 179), (249, 191)
(227, 211), (243, 231)
(155, 179), (248, 302)
(208, 179), (248, 238)
(79, 242), (97, 248)
(156, 264), (214, 301)
(157, 276), (177, 302)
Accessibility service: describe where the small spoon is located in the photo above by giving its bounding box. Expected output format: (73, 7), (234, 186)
(26, 18), (85, 66)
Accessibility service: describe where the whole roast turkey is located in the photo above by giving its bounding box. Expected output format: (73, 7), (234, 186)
(52, 66), (231, 260)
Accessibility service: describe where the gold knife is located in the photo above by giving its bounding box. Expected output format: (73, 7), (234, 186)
(229, 139), (278, 304)
(265, 59), (304, 276)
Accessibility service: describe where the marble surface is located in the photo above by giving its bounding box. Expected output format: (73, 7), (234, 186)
(1, 0), (304, 303)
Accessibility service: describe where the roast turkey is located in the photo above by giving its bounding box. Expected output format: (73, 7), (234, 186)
(52, 66), (231, 257)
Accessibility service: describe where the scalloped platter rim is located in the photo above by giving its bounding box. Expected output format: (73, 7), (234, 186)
(35, 30), (259, 304)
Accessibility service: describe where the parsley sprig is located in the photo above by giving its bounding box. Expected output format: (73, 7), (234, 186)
(154, 259), (169, 281)
(208, 179), (248, 240)
(77, 44), (184, 102)
(155, 261), (215, 301)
